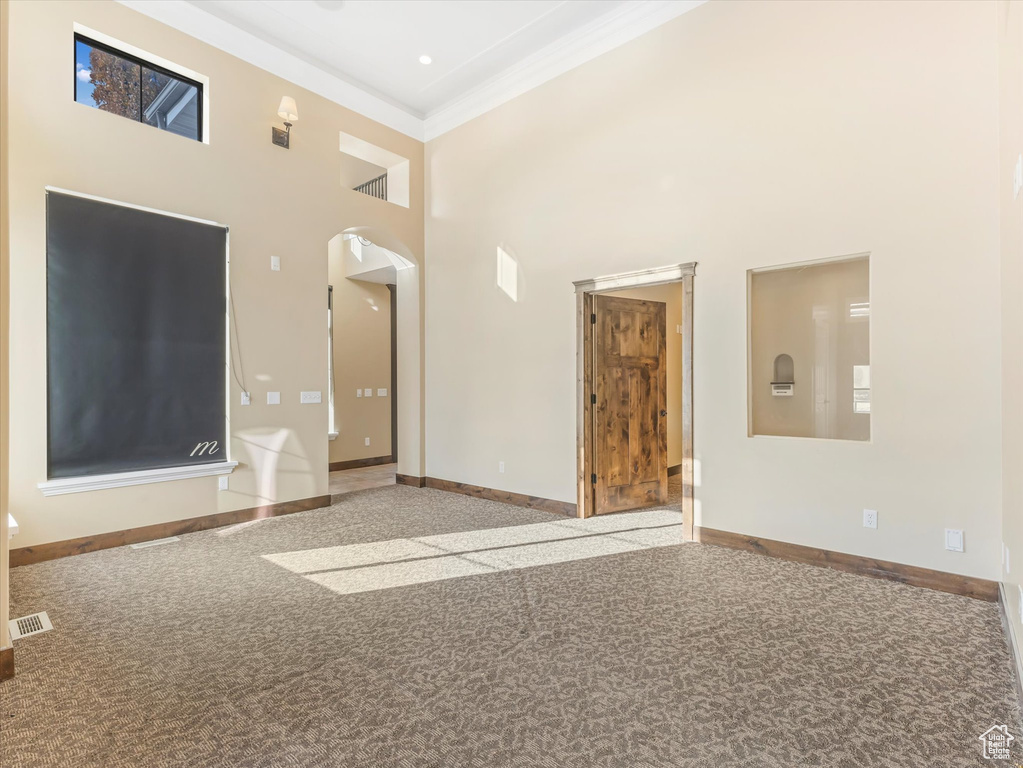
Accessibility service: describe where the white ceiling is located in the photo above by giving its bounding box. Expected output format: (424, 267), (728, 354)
(120, 0), (707, 139)
(188, 0), (625, 117)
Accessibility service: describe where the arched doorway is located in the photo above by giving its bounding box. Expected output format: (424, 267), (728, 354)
(327, 227), (423, 486)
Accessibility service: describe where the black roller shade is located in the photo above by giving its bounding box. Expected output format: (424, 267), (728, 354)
(46, 191), (227, 478)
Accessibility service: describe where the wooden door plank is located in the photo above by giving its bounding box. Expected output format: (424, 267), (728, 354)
(615, 310), (632, 358)
(606, 366), (628, 488)
(593, 294), (669, 515)
(578, 291), (594, 518)
(630, 367), (657, 484)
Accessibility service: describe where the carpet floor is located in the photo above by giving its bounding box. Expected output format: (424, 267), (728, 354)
(1, 479), (1020, 767)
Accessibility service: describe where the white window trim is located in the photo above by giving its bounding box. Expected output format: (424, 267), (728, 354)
(38, 461), (238, 497)
(73, 22), (211, 144)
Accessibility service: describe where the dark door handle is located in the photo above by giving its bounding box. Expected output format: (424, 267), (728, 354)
(660, 410), (667, 417)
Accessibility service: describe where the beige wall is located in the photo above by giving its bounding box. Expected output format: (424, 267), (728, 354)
(328, 241), (392, 464)
(1, 0), (12, 651)
(0, 0), (1012, 602)
(750, 258), (870, 441)
(999, 0), (1023, 673)
(426, 0), (1002, 579)
(5, 0), (423, 549)
(603, 284), (683, 468)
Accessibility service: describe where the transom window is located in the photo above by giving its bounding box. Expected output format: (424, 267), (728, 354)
(74, 34), (203, 142)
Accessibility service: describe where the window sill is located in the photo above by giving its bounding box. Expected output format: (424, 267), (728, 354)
(37, 461), (238, 497)
(328, 432), (339, 441)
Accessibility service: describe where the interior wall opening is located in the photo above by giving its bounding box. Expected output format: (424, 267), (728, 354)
(326, 229), (421, 491)
(339, 132), (410, 208)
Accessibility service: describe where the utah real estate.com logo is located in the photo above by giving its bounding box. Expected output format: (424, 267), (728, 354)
(979, 724), (1014, 760)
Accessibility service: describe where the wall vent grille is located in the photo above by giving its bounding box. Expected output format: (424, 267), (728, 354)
(9, 611), (53, 640)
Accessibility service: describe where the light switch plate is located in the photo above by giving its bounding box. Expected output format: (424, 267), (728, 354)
(945, 528), (964, 552)
(364, 388), (373, 397)
(267, 391), (280, 405)
(377, 388), (387, 397)
(356, 389), (362, 398)
(271, 255), (281, 272)
(300, 391), (322, 404)
(499, 461), (505, 473)
(218, 476), (229, 491)
(240, 391), (251, 406)
(364, 437), (370, 446)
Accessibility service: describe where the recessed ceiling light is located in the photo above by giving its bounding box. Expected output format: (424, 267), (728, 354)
(419, 55), (432, 65)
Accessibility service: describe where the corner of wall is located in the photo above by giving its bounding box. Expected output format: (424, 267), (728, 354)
(999, 0), (1023, 696)
(1, 0), (13, 654)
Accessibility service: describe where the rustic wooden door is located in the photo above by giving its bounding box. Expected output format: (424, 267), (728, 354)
(593, 294), (668, 515)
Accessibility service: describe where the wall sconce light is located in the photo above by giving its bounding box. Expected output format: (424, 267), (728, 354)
(272, 96), (298, 149)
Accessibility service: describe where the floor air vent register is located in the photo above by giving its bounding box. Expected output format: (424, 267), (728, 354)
(9, 611), (53, 640)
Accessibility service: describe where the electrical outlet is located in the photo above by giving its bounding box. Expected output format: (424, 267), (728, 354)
(300, 391), (322, 404)
(218, 476), (229, 491)
(499, 461), (505, 473)
(365, 437), (370, 446)
(945, 528), (964, 552)
(267, 391), (280, 405)
(271, 255), (281, 272)
(240, 391), (251, 406)
(863, 509), (877, 529)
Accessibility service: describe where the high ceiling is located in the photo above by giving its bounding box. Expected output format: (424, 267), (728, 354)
(187, 0), (626, 117)
(122, 0), (706, 139)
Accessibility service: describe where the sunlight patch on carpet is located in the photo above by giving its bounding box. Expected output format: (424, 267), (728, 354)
(263, 509), (685, 594)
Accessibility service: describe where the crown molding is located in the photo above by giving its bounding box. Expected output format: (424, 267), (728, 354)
(116, 0), (425, 141)
(422, 0), (708, 141)
(117, 0), (707, 144)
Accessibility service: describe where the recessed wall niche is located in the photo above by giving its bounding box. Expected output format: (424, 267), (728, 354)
(748, 255), (870, 441)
